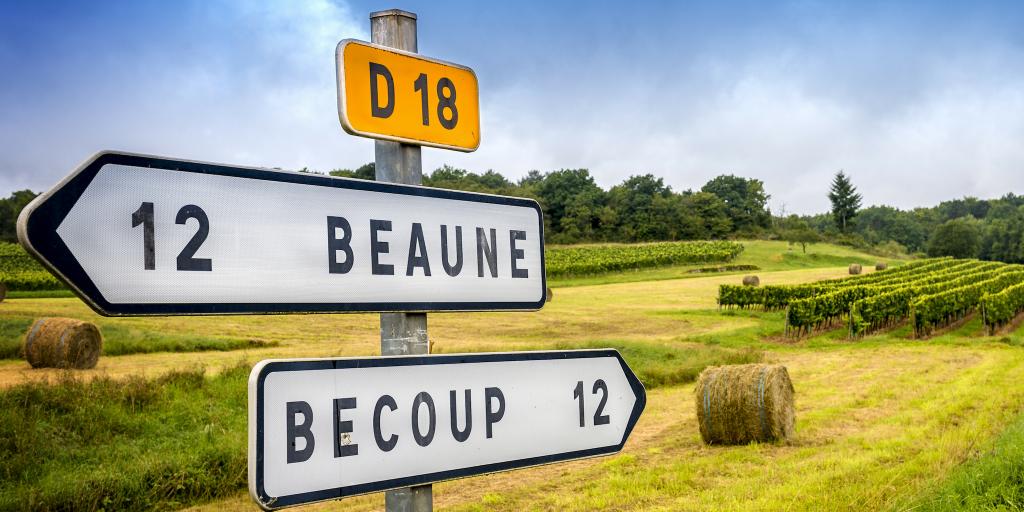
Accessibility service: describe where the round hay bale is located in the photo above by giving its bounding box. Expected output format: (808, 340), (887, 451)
(742, 275), (760, 287)
(875, 262), (888, 271)
(694, 363), (795, 445)
(23, 318), (102, 369)
(849, 264), (862, 275)
(546, 287), (553, 302)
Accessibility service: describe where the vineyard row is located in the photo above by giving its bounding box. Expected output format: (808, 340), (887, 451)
(718, 257), (1024, 337)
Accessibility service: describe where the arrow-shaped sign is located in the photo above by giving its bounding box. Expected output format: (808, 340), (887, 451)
(18, 151), (546, 316)
(248, 349), (647, 510)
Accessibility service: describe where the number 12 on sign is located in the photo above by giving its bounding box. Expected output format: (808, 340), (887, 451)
(575, 380), (611, 427)
(131, 202), (212, 272)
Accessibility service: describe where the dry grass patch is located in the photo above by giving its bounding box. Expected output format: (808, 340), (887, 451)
(0, 266), (840, 389)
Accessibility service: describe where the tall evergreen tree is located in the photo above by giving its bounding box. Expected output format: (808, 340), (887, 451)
(828, 170), (862, 232)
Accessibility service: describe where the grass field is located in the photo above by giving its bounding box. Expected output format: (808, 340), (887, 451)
(1, 240), (1021, 511)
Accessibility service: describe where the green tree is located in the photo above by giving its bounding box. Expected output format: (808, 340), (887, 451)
(422, 165), (517, 194)
(980, 204), (1024, 263)
(778, 215), (819, 253)
(927, 217), (982, 259)
(852, 205), (929, 252)
(981, 219), (1024, 263)
(0, 190), (39, 243)
(329, 162), (375, 180)
(528, 169), (606, 242)
(557, 188), (614, 242)
(679, 191), (732, 239)
(935, 196), (990, 222)
(606, 174), (677, 241)
(828, 170), (862, 233)
(517, 170), (544, 188)
(700, 175), (771, 233)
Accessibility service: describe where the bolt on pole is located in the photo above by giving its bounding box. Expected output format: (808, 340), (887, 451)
(370, 8), (433, 512)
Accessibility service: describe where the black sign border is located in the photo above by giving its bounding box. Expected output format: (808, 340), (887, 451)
(18, 151), (546, 316)
(249, 349), (646, 510)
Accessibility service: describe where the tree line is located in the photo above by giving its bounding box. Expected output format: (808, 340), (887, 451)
(779, 170), (1024, 262)
(324, 163), (770, 244)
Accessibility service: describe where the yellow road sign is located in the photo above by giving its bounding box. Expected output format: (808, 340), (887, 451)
(336, 39), (480, 152)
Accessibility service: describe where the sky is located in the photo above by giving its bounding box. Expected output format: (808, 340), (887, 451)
(1, 0), (1023, 215)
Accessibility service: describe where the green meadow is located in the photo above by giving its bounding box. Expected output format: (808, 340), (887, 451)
(0, 240), (1021, 511)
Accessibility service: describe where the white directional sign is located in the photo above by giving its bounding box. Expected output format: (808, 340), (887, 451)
(248, 350), (647, 509)
(17, 151), (546, 315)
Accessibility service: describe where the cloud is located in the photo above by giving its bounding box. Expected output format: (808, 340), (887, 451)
(422, 26), (1024, 215)
(2, 0), (1023, 218)
(0, 0), (368, 194)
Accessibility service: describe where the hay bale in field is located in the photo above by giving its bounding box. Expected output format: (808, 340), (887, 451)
(875, 262), (888, 271)
(546, 287), (553, 302)
(22, 318), (102, 369)
(695, 363), (795, 445)
(742, 275), (760, 287)
(849, 264), (862, 275)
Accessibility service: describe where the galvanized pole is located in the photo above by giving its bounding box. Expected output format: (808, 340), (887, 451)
(370, 9), (433, 512)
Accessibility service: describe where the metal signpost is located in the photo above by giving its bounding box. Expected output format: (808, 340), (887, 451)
(16, 8), (647, 512)
(365, 10), (433, 512)
(248, 350), (647, 509)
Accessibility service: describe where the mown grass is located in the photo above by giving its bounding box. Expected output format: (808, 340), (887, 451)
(436, 339), (763, 389)
(550, 340), (763, 388)
(0, 264), (844, 382)
(436, 345), (1024, 512)
(908, 410), (1024, 511)
(0, 317), (278, 360)
(0, 364), (249, 511)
